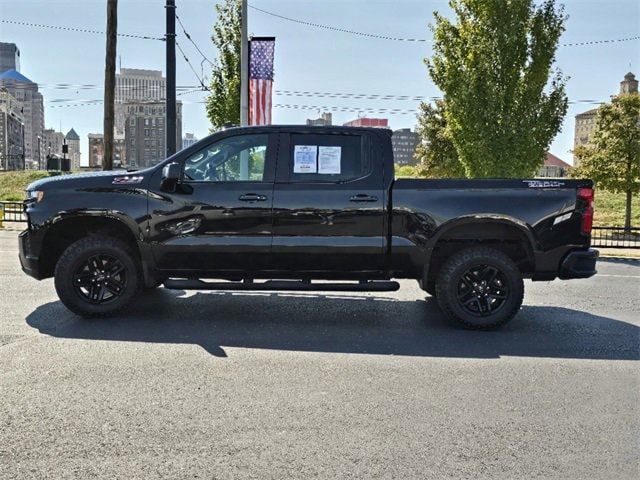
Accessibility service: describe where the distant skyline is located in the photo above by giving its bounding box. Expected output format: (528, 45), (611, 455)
(0, 0), (638, 165)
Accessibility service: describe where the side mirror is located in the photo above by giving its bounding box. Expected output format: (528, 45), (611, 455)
(160, 162), (181, 192)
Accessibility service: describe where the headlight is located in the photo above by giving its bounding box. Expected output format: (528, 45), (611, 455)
(25, 190), (45, 203)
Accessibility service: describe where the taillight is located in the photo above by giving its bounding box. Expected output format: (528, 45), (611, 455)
(578, 187), (594, 235)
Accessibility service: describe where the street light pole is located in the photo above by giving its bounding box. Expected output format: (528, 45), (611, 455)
(165, 0), (177, 156)
(240, 0), (248, 127)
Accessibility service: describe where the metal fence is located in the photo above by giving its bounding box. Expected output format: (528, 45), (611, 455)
(591, 226), (640, 249)
(0, 201), (27, 223)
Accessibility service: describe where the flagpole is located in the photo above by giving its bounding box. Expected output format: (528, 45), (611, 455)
(240, 0), (248, 127)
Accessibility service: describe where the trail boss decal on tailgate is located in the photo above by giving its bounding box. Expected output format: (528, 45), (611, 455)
(112, 176), (144, 185)
(523, 180), (565, 188)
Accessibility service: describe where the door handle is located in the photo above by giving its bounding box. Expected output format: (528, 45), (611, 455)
(349, 194), (378, 203)
(239, 193), (268, 202)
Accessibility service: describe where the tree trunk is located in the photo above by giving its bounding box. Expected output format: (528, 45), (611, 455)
(103, 0), (118, 171)
(625, 189), (632, 232)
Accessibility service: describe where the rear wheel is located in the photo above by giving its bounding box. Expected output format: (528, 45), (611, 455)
(54, 237), (141, 317)
(435, 247), (524, 329)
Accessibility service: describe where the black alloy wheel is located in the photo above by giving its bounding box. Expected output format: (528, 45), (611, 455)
(456, 264), (509, 317)
(72, 254), (127, 304)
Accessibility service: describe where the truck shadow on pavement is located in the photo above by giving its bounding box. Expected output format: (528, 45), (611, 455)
(26, 289), (640, 360)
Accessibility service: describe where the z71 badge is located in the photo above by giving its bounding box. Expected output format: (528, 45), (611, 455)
(112, 176), (144, 185)
(523, 180), (565, 188)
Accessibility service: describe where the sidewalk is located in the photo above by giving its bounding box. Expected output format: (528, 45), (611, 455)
(597, 247), (640, 259)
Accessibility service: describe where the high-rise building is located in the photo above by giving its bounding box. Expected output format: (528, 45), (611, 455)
(0, 43), (20, 74)
(65, 128), (81, 169)
(0, 70), (44, 167)
(574, 72), (638, 165)
(88, 132), (126, 168)
(343, 117), (389, 128)
(115, 68), (166, 134)
(306, 112), (332, 126)
(0, 88), (24, 170)
(124, 100), (182, 169)
(182, 132), (198, 149)
(391, 128), (419, 166)
(43, 128), (65, 157)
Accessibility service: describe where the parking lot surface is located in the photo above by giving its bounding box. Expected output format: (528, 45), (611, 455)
(1, 229), (639, 479)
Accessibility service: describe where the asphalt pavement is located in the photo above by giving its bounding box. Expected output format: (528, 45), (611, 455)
(1, 229), (639, 479)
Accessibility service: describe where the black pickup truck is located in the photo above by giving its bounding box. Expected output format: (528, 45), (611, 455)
(19, 125), (597, 328)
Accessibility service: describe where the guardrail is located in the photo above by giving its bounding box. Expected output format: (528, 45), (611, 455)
(0, 201), (26, 223)
(591, 226), (640, 249)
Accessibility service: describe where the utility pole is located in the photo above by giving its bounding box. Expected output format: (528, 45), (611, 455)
(239, 0), (249, 179)
(103, 0), (118, 171)
(240, 0), (248, 126)
(165, 0), (177, 156)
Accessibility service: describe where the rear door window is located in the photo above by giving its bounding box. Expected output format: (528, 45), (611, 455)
(288, 133), (369, 183)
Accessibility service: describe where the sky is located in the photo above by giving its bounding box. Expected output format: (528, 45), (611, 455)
(0, 0), (639, 165)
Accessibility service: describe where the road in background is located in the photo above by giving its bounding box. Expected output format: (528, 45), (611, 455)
(1, 229), (639, 479)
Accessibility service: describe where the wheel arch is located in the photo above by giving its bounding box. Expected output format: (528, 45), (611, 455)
(424, 216), (537, 284)
(39, 212), (143, 279)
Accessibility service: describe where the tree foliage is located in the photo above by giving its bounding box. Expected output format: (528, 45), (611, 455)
(206, 0), (241, 130)
(424, 0), (568, 178)
(413, 100), (465, 178)
(571, 93), (640, 228)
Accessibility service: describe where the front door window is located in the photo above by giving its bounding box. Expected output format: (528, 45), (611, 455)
(183, 134), (268, 182)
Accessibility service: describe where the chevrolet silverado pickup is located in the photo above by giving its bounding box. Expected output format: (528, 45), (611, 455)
(19, 125), (597, 328)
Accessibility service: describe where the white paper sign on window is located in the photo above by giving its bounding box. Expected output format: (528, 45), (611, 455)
(293, 145), (317, 173)
(318, 146), (341, 174)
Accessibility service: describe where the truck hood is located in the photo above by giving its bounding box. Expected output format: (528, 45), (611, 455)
(26, 169), (146, 191)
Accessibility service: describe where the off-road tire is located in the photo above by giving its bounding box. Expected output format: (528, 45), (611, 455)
(435, 247), (524, 329)
(54, 236), (141, 317)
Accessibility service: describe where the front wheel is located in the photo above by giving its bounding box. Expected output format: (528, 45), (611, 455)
(54, 237), (141, 317)
(435, 247), (524, 329)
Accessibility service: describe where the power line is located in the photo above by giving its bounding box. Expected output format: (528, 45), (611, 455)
(248, 5), (640, 48)
(248, 5), (428, 42)
(175, 40), (211, 92)
(0, 19), (164, 41)
(175, 13), (214, 65)
(560, 35), (640, 47)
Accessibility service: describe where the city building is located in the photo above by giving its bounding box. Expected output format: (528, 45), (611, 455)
(306, 112), (332, 126)
(43, 128), (65, 157)
(573, 71), (638, 165)
(391, 128), (419, 165)
(0, 69), (44, 167)
(124, 100), (182, 169)
(65, 128), (81, 170)
(182, 132), (198, 149)
(115, 68), (166, 134)
(0, 42), (20, 74)
(343, 117), (388, 128)
(620, 71), (639, 95)
(88, 132), (126, 168)
(537, 152), (571, 178)
(0, 88), (24, 170)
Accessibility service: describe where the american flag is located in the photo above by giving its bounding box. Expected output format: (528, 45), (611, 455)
(249, 37), (275, 126)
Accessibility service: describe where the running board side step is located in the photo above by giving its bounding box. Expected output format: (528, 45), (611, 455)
(163, 279), (400, 292)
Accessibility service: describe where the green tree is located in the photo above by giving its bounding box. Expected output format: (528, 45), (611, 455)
(206, 0), (241, 130)
(572, 93), (640, 230)
(425, 0), (568, 177)
(413, 100), (465, 178)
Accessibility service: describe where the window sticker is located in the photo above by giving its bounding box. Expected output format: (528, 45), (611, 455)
(318, 146), (341, 174)
(293, 145), (317, 173)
